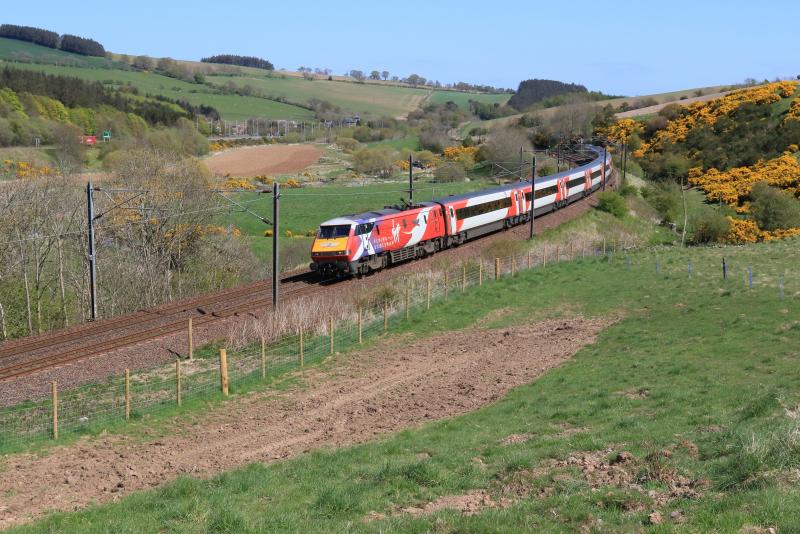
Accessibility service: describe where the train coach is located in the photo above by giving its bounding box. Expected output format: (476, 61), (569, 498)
(310, 145), (611, 278)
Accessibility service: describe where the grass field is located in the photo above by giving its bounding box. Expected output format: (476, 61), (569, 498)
(11, 236), (800, 532)
(0, 38), (121, 69)
(365, 135), (421, 151)
(206, 74), (431, 118)
(0, 59), (316, 121)
(428, 90), (511, 110)
(222, 179), (493, 265)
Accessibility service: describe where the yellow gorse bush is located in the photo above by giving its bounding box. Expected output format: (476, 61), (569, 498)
(600, 118), (642, 144)
(636, 81), (799, 157)
(2, 159), (57, 179)
(442, 146), (478, 161)
(689, 153), (800, 206)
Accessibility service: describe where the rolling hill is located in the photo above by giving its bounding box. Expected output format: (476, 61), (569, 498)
(0, 38), (511, 121)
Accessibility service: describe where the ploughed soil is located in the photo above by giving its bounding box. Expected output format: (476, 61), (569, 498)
(205, 144), (324, 176)
(0, 316), (609, 529)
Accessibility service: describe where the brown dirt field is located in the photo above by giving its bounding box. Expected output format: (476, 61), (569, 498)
(204, 144), (324, 176)
(0, 316), (609, 528)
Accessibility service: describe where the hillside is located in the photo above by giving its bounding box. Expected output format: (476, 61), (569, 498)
(0, 55), (315, 121)
(0, 38), (510, 121)
(460, 84), (737, 135)
(5, 231), (800, 531)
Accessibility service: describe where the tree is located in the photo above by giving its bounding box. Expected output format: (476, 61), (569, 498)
(381, 70), (389, 81)
(0, 24), (59, 49)
(370, 70), (381, 80)
(749, 182), (800, 231)
(352, 146), (396, 177)
(508, 79), (588, 111)
(349, 70), (366, 82)
(406, 74), (425, 87)
(132, 55), (154, 71)
(476, 127), (531, 163)
(59, 34), (105, 57)
(201, 54), (274, 70)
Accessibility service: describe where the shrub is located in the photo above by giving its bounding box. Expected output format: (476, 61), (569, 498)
(596, 191), (627, 218)
(749, 181), (800, 231)
(642, 182), (681, 223)
(352, 146), (396, 177)
(690, 207), (730, 243)
(618, 184), (639, 198)
(433, 161), (464, 182)
(335, 137), (359, 153)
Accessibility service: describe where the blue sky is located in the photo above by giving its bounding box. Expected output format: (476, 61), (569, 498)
(4, 0), (798, 96)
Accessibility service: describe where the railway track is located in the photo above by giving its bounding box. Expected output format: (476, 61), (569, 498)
(0, 172), (616, 386)
(0, 277), (283, 362)
(0, 282), (321, 381)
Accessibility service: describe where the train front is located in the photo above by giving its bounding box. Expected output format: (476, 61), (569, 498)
(309, 218), (356, 277)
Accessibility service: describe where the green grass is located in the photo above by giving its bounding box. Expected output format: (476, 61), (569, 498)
(11, 237), (800, 532)
(222, 179), (494, 264)
(428, 90), (511, 110)
(365, 134), (420, 151)
(206, 75), (431, 118)
(0, 37), (120, 68)
(0, 60), (315, 121)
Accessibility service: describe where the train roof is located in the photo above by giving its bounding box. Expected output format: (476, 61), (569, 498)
(430, 145), (607, 205)
(319, 202), (439, 226)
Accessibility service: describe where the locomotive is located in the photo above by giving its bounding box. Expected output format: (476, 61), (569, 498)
(310, 145), (611, 277)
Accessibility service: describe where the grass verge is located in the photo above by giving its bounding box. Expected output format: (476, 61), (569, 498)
(9, 237), (800, 532)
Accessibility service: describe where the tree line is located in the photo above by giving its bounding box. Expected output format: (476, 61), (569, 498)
(201, 54), (274, 70)
(0, 24), (106, 57)
(0, 66), (218, 125)
(507, 79), (590, 111)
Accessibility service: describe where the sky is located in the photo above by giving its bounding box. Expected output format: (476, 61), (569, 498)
(4, 0), (799, 96)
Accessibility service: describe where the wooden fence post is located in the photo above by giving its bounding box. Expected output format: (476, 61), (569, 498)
(570, 242), (573, 260)
(219, 348), (229, 396)
(330, 316), (335, 353)
(444, 271), (449, 300)
(556, 245), (560, 264)
(176, 359), (182, 407)
(358, 308), (363, 344)
(462, 264), (467, 290)
(527, 250), (532, 269)
(51, 380), (58, 440)
(261, 337), (267, 379)
(495, 258), (500, 280)
(124, 369), (130, 421)
(299, 327), (304, 367)
(511, 256), (516, 276)
(405, 286), (410, 319)
(603, 238), (606, 256)
(543, 247), (547, 267)
(187, 318), (194, 361)
(426, 278), (431, 309)
(383, 302), (389, 332)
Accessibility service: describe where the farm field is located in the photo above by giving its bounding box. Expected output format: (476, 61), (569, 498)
(427, 89), (511, 109)
(205, 144), (325, 176)
(7, 236), (800, 532)
(0, 60), (316, 121)
(222, 179), (495, 264)
(0, 37), (122, 68)
(206, 74), (431, 118)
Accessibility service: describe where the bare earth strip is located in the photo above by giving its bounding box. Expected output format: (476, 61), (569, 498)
(204, 144), (324, 176)
(0, 317), (609, 528)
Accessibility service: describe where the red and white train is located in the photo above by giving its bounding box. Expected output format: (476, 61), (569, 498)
(310, 145), (611, 277)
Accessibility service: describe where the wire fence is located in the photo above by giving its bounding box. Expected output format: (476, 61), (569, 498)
(1, 236), (796, 450)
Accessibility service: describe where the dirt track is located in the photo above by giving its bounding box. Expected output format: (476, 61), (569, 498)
(205, 144), (324, 176)
(0, 316), (609, 529)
